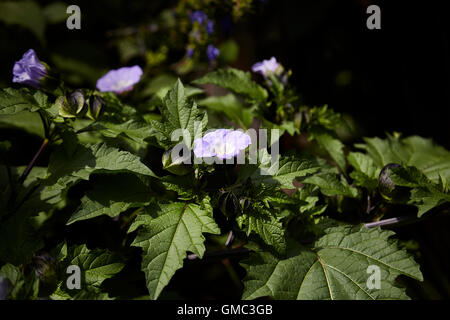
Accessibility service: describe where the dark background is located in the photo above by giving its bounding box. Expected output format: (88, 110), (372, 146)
(0, 0), (449, 300)
(242, 0), (450, 148)
(1, 0), (449, 147)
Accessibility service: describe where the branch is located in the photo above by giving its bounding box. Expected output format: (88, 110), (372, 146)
(364, 216), (415, 228)
(18, 138), (48, 184)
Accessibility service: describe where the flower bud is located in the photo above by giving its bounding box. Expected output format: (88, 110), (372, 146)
(12, 49), (48, 88)
(219, 191), (239, 218)
(56, 96), (75, 118)
(57, 90), (88, 118)
(87, 95), (105, 120)
(378, 163), (410, 203)
(68, 89), (86, 114)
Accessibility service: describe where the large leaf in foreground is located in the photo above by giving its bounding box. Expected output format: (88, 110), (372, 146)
(241, 224), (423, 300)
(67, 174), (154, 224)
(130, 201), (220, 299)
(41, 143), (157, 200)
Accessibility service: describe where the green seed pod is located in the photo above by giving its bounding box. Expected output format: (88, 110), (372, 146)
(68, 89), (86, 114)
(378, 163), (410, 203)
(87, 95), (104, 120)
(56, 96), (76, 118)
(162, 148), (192, 176)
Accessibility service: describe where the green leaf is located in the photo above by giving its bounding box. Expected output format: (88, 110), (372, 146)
(308, 105), (345, 131)
(83, 119), (154, 149)
(67, 174), (154, 224)
(193, 68), (268, 102)
(241, 224), (423, 300)
(50, 285), (113, 300)
(0, 263), (39, 300)
(389, 166), (450, 216)
(42, 143), (157, 199)
(65, 245), (125, 287)
(130, 200), (220, 299)
(197, 93), (255, 128)
(249, 152), (320, 189)
(347, 152), (380, 191)
(310, 128), (346, 173)
(246, 208), (286, 255)
(51, 242), (68, 262)
(0, 111), (45, 138)
(301, 172), (358, 198)
(51, 244), (124, 300)
(0, 88), (47, 115)
(355, 135), (450, 183)
(295, 184), (328, 217)
(150, 79), (207, 148)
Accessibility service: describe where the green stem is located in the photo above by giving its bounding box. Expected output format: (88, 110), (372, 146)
(38, 110), (49, 139)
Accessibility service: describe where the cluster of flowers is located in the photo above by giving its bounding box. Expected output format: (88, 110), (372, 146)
(12, 49), (143, 94)
(188, 10), (219, 62)
(12, 49), (284, 160)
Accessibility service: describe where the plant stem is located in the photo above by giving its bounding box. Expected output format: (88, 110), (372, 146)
(364, 216), (414, 228)
(18, 138), (48, 184)
(222, 258), (243, 291)
(38, 110), (49, 138)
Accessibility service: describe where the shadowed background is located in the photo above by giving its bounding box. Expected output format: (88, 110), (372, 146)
(0, 0), (449, 299)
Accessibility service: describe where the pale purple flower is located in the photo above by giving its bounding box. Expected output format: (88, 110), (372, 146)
(12, 49), (47, 88)
(206, 45), (219, 61)
(251, 57), (280, 77)
(190, 11), (207, 25)
(206, 20), (214, 35)
(194, 129), (252, 159)
(96, 66), (143, 94)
